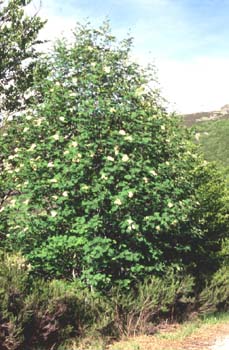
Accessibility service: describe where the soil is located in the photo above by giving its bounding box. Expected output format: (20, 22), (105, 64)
(109, 322), (229, 350)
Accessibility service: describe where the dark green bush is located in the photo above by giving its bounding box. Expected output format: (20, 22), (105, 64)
(0, 252), (197, 349)
(107, 269), (195, 337)
(200, 265), (229, 313)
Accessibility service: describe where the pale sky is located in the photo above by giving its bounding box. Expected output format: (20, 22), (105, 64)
(27, 0), (229, 114)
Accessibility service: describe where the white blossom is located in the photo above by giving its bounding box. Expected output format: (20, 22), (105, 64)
(128, 191), (134, 198)
(150, 170), (157, 176)
(168, 202), (173, 208)
(107, 156), (114, 162)
(72, 77), (78, 84)
(35, 118), (44, 126)
(119, 129), (126, 136)
(8, 155), (16, 160)
(101, 173), (108, 180)
(124, 135), (133, 141)
(52, 133), (60, 141)
(59, 116), (65, 122)
(50, 178), (58, 183)
(114, 198), (122, 206)
(47, 162), (54, 168)
(156, 225), (161, 231)
(103, 66), (111, 73)
(62, 191), (68, 197)
(71, 141), (78, 147)
(28, 144), (36, 152)
(114, 146), (119, 155)
(50, 210), (57, 217)
(122, 154), (129, 162)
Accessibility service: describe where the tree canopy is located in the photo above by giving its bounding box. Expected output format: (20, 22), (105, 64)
(0, 23), (228, 290)
(0, 0), (45, 118)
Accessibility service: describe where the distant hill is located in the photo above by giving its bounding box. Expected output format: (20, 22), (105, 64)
(183, 104), (229, 127)
(183, 104), (229, 182)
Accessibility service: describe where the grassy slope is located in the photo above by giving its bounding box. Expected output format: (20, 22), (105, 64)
(190, 118), (229, 182)
(193, 119), (229, 166)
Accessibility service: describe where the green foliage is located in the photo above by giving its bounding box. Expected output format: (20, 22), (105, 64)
(0, 0), (46, 116)
(187, 163), (229, 278)
(107, 270), (194, 336)
(200, 265), (229, 313)
(0, 251), (110, 349)
(0, 0), (46, 240)
(0, 22), (228, 290)
(192, 119), (229, 183)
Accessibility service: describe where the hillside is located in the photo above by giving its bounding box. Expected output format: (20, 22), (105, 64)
(183, 105), (229, 181)
(183, 104), (229, 127)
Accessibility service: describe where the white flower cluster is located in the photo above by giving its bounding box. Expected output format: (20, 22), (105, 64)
(127, 218), (136, 231)
(27, 143), (36, 152)
(114, 198), (122, 206)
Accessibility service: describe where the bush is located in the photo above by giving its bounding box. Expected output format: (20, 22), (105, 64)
(0, 252), (111, 349)
(107, 269), (195, 337)
(0, 22), (228, 290)
(0, 252), (196, 349)
(200, 265), (229, 313)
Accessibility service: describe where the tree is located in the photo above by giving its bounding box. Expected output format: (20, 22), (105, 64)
(0, 0), (45, 119)
(0, 23), (228, 290)
(0, 0), (46, 235)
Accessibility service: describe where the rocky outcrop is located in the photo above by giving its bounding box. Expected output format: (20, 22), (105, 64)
(183, 104), (229, 126)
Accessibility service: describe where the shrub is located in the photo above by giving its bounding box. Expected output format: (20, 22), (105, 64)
(0, 253), (111, 349)
(0, 254), (198, 349)
(108, 269), (195, 337)
(200, 265), (229, 313)
(0, 22), (228, 290)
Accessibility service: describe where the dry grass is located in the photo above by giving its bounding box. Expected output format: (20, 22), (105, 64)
(109, 315), (229, 350)
(65, 314), (229, 349)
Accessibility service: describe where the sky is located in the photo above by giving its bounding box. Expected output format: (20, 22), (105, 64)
(27, 0), (229, 114)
